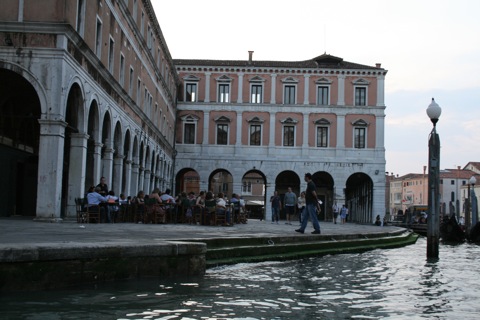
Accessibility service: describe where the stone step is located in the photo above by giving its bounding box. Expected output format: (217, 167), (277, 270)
(204, 230), (418, 267)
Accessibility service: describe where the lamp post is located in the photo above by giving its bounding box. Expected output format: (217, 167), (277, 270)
(426, 98), (441, 258)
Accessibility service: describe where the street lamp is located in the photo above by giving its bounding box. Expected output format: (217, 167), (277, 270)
(426, 98), (441, 258)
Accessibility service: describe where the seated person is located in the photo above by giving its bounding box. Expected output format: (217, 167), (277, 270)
(105, 190), (119, 222)
(86, 186), (107, 222)
(216, 192), (231, 225)
(134, 191), (146, 223)
(148, 188), (166, 223)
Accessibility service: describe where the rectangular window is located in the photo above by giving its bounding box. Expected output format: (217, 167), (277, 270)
(108, 37), (114, 73)
(251, 84), (263, 103)
(218, 84), (230, 103)
(316, 127), (328, 147)
(76, 0), (85, 36)
(185, 83), (197, 102)
(217, 124), (228, 145)
(136, 79), (141, 105)
(133, 0), (138, 22)
(354, 127), (366, 148)
(284, 85), (296, 104)
(119, 54), (125, 86)
(128, 67), (134, 95)
(283, 126), (295, 146)
(95, 18), (102, 57)
(242, 182), (252, 195)
(317, 86), (329, 105)
(184, 123), (195, 144)
(249, 124), (261, 146)
(451, 180), (455, 185)
(140, 11), (145, 36)
(355, 87), (367, 106)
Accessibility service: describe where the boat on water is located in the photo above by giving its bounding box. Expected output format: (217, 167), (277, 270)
(439, 214), (466, 242)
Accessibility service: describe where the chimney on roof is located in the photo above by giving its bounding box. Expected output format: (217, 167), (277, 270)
(375, 63), (381, 68)
(248, 51), (254, 64)
(458, 166), (461, 170)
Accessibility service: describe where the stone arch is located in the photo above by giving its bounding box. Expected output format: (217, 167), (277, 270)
(63, 82), (87, 219)
(0, 67), (42, 217)
(86, 99), (101, 188)
(175, 168), (201, 196)
(209, 169), (233, 198)
(242, 169), (267, 220)
(311, 171), (335, 221)
(345, 172), (374, 223)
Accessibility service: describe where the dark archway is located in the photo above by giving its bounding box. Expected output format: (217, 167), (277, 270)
(209, 169), (233, 199)
(175, 168), (200, 196)
(274, 170), (301, 220)
(0, 68), (41, 217)
(242, 170), (267, 220)
(345, 172), (374, 223)
(312, 171), (334, 221)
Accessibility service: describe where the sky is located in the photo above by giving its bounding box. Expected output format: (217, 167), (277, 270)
(153, 0), (480, 177)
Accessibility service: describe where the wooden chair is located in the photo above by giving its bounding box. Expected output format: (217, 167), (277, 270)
(193, 205), (203, 225)
(145, 198), (165, 224)
(214, 207), (227, 226)
(85, 205), (101, 223)
(203, 199), (216, 225)
(75, 198), (87, 223)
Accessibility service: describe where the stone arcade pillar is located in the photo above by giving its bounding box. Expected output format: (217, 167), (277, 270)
(112, 153), (124, 195)
(102, 142), (115, 188)
(35, 119), (67, 221)
(66, 132), (89, 220)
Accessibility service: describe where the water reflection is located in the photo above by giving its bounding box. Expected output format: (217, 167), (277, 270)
(1, 238), (480, 319)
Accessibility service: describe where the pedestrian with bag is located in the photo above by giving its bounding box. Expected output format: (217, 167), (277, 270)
(295, 173), (321, 234)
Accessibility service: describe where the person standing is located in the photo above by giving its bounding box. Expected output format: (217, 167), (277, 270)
(297, 191), (306, 225)
(340, 205), (348, 224)
(96, 176), (109, 196)
(295, 173), (321, 234)
(284, 187), (296, 225)
(332, 202), (339, 224)
(270, 190), (281, 224)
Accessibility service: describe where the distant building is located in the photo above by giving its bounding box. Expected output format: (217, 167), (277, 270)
(173, 53), (388, 223)
(388, 164), (480, 219)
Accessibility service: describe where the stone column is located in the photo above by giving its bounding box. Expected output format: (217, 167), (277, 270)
(303, 74), (310, 105)
(203, 111), (210, 145)
(131, 159), (139, 196)
(337, 115), (345, 148)
(236, 111), (242, 147)
(270, 74), (277, 104)
(143, 168), (151, 193)
(302, 113), (309, 148)
(237, 73), (244, 103)
(35, 119), (67, 221)
(376, 75), (385, 107)
(93, 142), (103, 186)
(112, 153), (124, 195)
(337, 75), (345, 106)
(269, 112), (275, 147)
(205, 72), (211, 103)
(376, 115), (385, 149)
(123, 159), (132, 196)
(102, 142), (115, 188)
(66, 132), (89, 220)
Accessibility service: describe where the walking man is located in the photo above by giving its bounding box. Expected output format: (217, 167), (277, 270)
(284, 187), (296, 225)
(295, 173), (321, 234)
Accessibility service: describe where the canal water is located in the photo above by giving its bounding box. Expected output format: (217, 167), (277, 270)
(1, 237), (479, 319)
